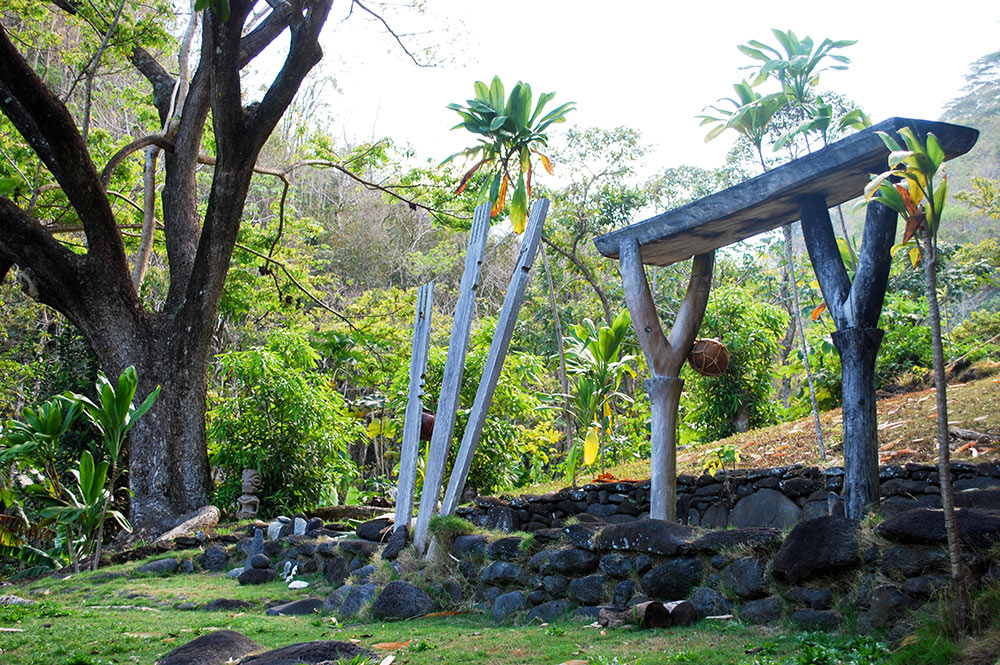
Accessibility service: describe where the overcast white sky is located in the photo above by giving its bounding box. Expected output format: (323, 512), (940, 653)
(293, 0), (998, 174)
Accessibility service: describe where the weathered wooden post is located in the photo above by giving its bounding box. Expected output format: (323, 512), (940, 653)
(797, 196), (897, 519)
(411, 204), (489, 553)
(438, 199), (550, 525)
(392, 281), (434, 535)
(620, 241), (713, 522)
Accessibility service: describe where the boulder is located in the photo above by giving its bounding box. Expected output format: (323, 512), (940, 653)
(641, 557), (703, 600)
(356, 518), (393, 543)
(542, 574), (569, 596)
(0, 595), (35, 607)
(265, 598), (323, 616)
(339, 539), (379, 557)
(322, 585), (353, 614)
(564, 522), (602, 550)
(729, 489), (801, 529)
(722, 558), (769, 600)
(338, 583), (378, 619)
(599, 553), (633, 579)
(238, 568), (276, 585)
(371, 580), (434, 620)
(137, 558), (179, 574)
(322, 557), (350, 587)
(791, 608), (841, 631)
(527, 599), (571, 622)
(452, 534), (488, 559)
(201, 598), (252, 612)
(568, 574), (606, 606)
(249, 554), (270, 570)
(479, 561), (526, 585)
(238, 641), (372, 665)
(197, 546), (229, 572)
(739, 596), (782, 624)
(771, 516), (859, 584)
(870, 585), (911, 628)
(785, 587), (834, 610)
(595, 519), (697, 555)
(877, 507), (1000, 548)
(548, 547), (599, 575)
(486, 537), (523, 561)
(381, 526), (407, 561)
(156, 629), (262, 665)
(154, 506), (220, 544)
(492, 590), (527, 620)
(613, 580), (636, 608)
(687, 587), (730, 618)
(687, 527), (782, 554)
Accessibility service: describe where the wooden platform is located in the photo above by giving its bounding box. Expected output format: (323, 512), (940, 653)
(593, 117), (979, 267)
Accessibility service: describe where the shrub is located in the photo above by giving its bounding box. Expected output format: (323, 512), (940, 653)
(208, 330), (362, 517)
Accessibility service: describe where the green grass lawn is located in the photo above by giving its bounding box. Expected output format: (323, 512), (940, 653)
(0, 554), (886, 665)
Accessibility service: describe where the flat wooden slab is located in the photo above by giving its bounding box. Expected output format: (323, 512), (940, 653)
(594, 117), (979, 266)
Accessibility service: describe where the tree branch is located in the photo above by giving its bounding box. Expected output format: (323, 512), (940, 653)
(101, 134), (175, 188)
(352, 0), (432, 68)
(799, 193), (852, 329)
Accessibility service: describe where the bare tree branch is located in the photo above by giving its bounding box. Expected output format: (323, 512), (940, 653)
(352, 0), (433, 68)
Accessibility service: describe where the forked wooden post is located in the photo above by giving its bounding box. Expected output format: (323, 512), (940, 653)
(798, 195), (898, 519)
(620, 239), (713, 522)
(411, 204), (489, 553)
(392, 281), (434, 533)
(437, 199), (550, 529)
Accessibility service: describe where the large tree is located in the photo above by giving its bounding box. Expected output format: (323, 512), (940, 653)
(0, 0), (334, 533)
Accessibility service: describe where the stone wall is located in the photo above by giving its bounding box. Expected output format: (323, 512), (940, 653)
(456, 462), (1000, 532)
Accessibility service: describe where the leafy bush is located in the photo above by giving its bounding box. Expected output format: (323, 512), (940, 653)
(876, 293), (932, 387)
(683, 286), (788, 442)
(208, 331), (363, 517)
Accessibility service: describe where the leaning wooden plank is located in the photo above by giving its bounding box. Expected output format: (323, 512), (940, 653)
(593, 117), (978, 267)
(411, 204), (490, 553)
(439, 199), (550, 520)
(392, 281), (434, 535)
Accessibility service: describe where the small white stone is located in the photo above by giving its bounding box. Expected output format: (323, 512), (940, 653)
(288, 580), (309, 589)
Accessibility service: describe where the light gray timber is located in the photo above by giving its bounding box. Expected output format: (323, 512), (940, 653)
(393, 281), (434, 535)
(594, 118), (978, 266)
(620, 239), (714, 521)
(439, 199), (551, 521)
(411, 204), (490, 553)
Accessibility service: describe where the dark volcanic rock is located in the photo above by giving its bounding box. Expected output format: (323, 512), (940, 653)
(870, 585), (911, 628)
(542, 574), (569, 596)
(564, 522), (602, 550)
(452, 534), (488, 559)
(197, 546), (229, 572)
(356, 518), (393, 543)
(381, 526), (407, 561)
(339, 583), (377, 619)
(877, 508), (1000, 548)
(791, 608), (841, 631)
(339, 539), (379, 556)
(599, 553), (633, 579)
(729, 489), (801, 529)
(486, 537), (524, 561)
(549, 547), (599, 575)
(322, 585), (352, 614)
(613, 580), (636, 608)
(371, 580), (434, 619)
(239, 641), (372, 665)
(641, 557), (703, 600)
(723, 558), (769, 600)
(265, 598), (324, 616)
(479, 561), (526, 585)
(238, 568), (276, 585)
(568, 574), (606, 606)
(687, 527), (782, 554)
(527, 599), (571, 622)
(688, 587), (731, 618)
(492, 590), (527, 620)
(785, 587), (834, 610)
(157, 630), (262, 665)
(322, 557), (350, 587)
(137, 557), (179, 574)
(595, 519), (697, 555)
(739, 596), (782, 624)
(202, 598), (252, 612)
(771, 516), (860, 584)
(249, 554), (270, 569)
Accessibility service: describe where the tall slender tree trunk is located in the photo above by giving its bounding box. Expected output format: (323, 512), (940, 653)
(919, 233), (967, 621)
(541, 247), (574, 452)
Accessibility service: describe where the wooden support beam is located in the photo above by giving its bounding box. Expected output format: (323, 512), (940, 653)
(799, 195), (898, 519)
(392, 281), (434, 534)
(411, 204), (489, 554)
(438, 199), (550, 522)
(620, 238), (714, 522)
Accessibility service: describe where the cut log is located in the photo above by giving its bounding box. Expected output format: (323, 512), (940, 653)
(949, 426), (1000, 443)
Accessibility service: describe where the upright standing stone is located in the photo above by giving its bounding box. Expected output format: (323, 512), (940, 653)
(244, 528), (263, 570)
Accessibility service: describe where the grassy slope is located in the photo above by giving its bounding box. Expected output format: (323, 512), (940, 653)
(526, 370), (1000, 495)
(0, 554), (868, 665)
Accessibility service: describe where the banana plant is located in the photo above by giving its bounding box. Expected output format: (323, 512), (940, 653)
(443, 76), (574, 232)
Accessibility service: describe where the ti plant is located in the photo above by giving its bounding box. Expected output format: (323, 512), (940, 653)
(698, 80), (785, 170)
(863, 126), (966, 617)
(443, 76), (573, 232)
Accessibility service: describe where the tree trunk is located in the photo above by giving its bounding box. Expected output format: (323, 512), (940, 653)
(920, 234), (967, 620)
(831, 327), (882, 519)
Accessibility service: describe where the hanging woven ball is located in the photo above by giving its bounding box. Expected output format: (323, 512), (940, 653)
(687, 338), (730, 376)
